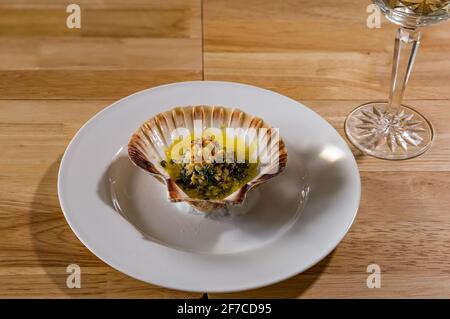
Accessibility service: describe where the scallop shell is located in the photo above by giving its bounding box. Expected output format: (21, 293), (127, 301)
(128, 105), (287, 214)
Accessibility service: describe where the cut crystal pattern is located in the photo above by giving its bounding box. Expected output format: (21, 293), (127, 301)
(353, 106), (425, 152)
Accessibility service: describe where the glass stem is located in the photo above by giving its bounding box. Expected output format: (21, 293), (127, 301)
(387, 27), (421, 113)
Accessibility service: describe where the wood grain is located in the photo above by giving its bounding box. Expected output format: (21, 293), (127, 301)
(204, 0), (450, 101)
(1, 0), (450, 298)
(0, 100), (203, 298)
(0, 0), (202, 298)
(208, 170), (450, 298)
(0, 0), (202, 100)
(204, 0), (450, 298)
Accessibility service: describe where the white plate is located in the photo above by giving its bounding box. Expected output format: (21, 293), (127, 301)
(58, 81), (360, 293)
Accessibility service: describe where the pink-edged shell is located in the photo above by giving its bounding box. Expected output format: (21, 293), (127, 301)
(128, 105), (287, 214)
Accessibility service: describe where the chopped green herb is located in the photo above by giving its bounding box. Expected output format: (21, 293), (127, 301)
(159, 136), (258, 200)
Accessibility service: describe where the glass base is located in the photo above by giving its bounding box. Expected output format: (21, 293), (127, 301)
(344, 101), (434, 160)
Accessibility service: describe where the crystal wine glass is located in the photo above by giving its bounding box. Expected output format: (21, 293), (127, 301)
(345, 0), (450, 160)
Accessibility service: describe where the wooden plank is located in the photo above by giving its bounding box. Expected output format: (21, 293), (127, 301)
(0, 70), (201, 99)
(210, 171), (450, 298)
(204, 0), (450, 298)
(0, 158), (197, 298)
(204, 0), (450, 100)
(0, 0), (197, 10)
(1, 99), (449, 172)
(0, 0), (202, 99)
(0, 0), (201, 38)
(0, 0), (202, 298)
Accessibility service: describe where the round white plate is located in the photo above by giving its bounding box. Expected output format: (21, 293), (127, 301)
(58, 81), (360, 293)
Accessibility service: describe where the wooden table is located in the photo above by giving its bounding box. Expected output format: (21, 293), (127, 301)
(1, 0), (449, 298)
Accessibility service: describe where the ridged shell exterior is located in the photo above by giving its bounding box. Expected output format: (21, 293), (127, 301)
(128, 105), (288, 214)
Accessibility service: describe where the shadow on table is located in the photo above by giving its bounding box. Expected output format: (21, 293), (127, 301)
(29, 158), (197, 298)
(209, 251), (335, 298)
(29, 157), (107, 297)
